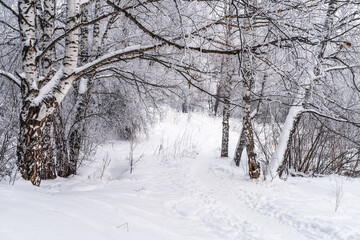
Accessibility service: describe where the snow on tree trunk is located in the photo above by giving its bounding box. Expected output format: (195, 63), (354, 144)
(268, 106), (304, 179)
(34, 0), (80, 121)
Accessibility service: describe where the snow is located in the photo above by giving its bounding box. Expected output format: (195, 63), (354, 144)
(31, 67), (64, 107)
(1, 109), (360, 240)
(78, 78), (88, 94)
(80, 0), (94, 5)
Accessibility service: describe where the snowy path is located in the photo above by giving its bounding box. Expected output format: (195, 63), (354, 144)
(160, 140), (358, 240)
(165, 156), (356, 240)
(1, 110), (360, 240)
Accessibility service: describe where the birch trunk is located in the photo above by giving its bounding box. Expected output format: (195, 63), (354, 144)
(37, 0), (56, 76)
(63, 0), (80, 79)
(17, 0), (41, 183)
(17, 0), (80, 185)
(233, 80), (263, 168)
(67, 0), (100, 175)
(221, 97), (230, 157)
(233, 122), (246, 166)
(244, 79), (260, 179)
(268, 106), (303, 179)
(36, 0), (57, 180)
(213, 84), (221, 116)
(54, 108), (71, 177)
(220, 2), (233, 158)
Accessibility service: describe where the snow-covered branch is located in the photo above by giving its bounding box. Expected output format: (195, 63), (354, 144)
(305, 108), (360, 128)
(0, 70), (21, 87)
(31, 67), (64, 107)
(324, 65), (360, 72)
(74, 44), (163, 76)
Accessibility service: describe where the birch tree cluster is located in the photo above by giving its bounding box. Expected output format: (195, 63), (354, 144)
(0, 0), (359, 185)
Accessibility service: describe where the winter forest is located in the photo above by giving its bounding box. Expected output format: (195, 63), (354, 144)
(0, 0), (360, 239)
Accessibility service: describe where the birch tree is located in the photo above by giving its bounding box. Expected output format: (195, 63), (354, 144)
(9, 0), (243, 185)
(220, 1), (236, 158)
(267, 0), (360, 179)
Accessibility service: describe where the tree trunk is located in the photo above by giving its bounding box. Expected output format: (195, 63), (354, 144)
(39, 118), (56, 179)
(17, 0), (80, 186)
(221, 97), (230, 157)
(219, 2), (234, 158)
(244, 82), (260, 179)
(352, 150), (360, 177)
(67, 1), (100, 174)
(277, 112), (303, 178)
(18, 105), (56, 186)
(53, 108), (71, 177)
(268, 106), (303, 179)
(35, 0), (57, 180)
(17, 0), (40, 184)
(68, 80), (92, 175)
(213, 84), (221, 116)
(233, 121), (246, 166)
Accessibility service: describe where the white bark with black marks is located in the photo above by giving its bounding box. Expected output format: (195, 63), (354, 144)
(221, 97), (230, 157)
(220, 2), (234, 158)
(16, 0), (80, 186)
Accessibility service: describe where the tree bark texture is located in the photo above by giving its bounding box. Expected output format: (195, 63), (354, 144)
(17, 0), (41, 185)
(17, 0), (80, 186)
(244, 82), (260, 179)
(221, 97), (230, 157)
(233, 122), (247, 166)
(36, 0), (57, 180)
(17, 105), (57, 186)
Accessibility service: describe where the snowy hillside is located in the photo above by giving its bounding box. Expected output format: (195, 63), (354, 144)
(1, 110), (360, 240)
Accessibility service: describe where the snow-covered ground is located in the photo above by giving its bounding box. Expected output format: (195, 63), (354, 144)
(1, 110), (360, 240)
